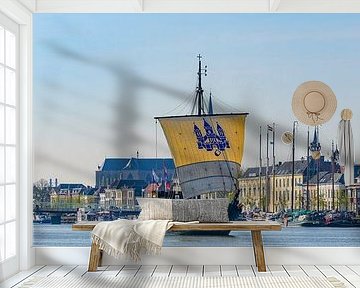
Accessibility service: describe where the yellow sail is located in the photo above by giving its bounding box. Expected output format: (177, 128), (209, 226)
(157, 113), (247, 198)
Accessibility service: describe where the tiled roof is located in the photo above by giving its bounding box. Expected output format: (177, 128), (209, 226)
(58, 183), (86, 190)
(242, 160), (307, 178)
(101, 157), (175, 172)
(242, 167), (273, 178)
(309, 172), (344, 185)
(122, 158), (175, 171)
(96, 187), (106, 194)
(101, 158), (130, 171)
(81, 187), (99, 196)
(275, 160), (308, 175)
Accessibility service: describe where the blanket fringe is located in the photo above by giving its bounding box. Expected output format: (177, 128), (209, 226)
(91, 230), (162, 262)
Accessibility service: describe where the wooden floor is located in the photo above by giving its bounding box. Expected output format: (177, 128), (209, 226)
(1, 265), (360, 288)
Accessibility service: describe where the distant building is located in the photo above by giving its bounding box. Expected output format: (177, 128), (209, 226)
(307, 172), (344, 211)
(143, 183), (160, 198)
(239, 156), (336, 212)
(170, 177), (183, 199)
(344, 164), (360, 215)
(95, 157), (175, 197)
(79, 187), (102, 207)
(101, 180), (137, 209)
(50, 183), (100, 209)
(95, 158), (130, 188)
(143, 173), (183, 199)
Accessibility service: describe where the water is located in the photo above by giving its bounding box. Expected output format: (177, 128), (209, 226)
(33, 224), (360, 247)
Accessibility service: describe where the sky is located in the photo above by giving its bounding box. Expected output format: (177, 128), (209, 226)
(33, 14), (360, 186)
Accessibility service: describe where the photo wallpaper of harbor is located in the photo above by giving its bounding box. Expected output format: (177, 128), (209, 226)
(33, 14), (360, 247)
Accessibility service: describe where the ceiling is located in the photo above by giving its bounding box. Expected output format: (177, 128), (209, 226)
(16, 0), (360, 13)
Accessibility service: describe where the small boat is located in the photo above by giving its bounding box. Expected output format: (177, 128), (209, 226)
(300, 221), (326, 227)
(326, 219), (360, 227)
(297, 212), (360, 227)
(33, 214), (51, 224)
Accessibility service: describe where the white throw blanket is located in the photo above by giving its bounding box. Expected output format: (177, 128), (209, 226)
(92, 219), (194, 261)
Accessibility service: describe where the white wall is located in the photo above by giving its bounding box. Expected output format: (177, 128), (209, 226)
(35, 247), (360, 266)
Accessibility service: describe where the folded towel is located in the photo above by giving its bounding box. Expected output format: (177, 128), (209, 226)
(91, 219), (173, 261)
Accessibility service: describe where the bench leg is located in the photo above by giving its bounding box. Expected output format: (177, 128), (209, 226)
(251, 231), (266, 272)
(88, 241), (102, 272)
(251, 232), (258, 267)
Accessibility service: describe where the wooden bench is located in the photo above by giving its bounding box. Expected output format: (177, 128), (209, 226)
(72, 221), (281, 273)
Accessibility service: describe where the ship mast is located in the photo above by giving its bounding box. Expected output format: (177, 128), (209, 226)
(196, 54), (207, 115)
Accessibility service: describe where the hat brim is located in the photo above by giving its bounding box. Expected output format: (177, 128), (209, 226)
(292, 81), (337, 126)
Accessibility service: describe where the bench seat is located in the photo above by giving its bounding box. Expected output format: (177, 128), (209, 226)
(72, 221), (281, 273)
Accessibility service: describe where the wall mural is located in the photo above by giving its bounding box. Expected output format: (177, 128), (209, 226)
(33, 14), (360, 247)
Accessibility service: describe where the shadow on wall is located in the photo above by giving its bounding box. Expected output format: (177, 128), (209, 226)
(36, 41), (315, 184)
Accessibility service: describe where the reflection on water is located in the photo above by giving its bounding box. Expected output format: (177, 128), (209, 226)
(33, 224), (360, 247)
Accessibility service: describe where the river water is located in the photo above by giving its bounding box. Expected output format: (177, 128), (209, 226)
(33, 224), (360, 247)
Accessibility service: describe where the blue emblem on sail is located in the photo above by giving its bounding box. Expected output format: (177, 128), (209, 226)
(193, 119), (230, 156)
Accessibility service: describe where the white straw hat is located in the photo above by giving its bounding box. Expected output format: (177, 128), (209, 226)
(292, 81), (337, 126)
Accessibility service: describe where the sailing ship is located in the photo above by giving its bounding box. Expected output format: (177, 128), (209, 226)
(155, 55), (248, 220)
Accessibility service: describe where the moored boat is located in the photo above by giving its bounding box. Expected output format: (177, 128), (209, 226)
(155, 55), (248, 233)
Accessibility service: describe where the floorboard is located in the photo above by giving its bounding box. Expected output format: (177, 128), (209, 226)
(186, 265), (203, 277)
(117, 265), (141, 277)
(349, 266), (360, 277)
(49, 266), (77, 277)
(1, 264), (357, 287)
(283, 265), (307, 277)
(268, 265), (289, 277)
(252, 265), (272, 277)
(33, 266), (61, 277)
(299, 265), (324, 277)
(169, 265), (187, 277)
(82, 265), (108, 278)
(221, 265), (238, 277)
(0, 266), (45, 288)
(152, 265), (172, 277)
(236, 265), (255, 277)
(66, 266), (88, 277)
(101, 265), (124, 277)
(203, 265), (221, 277)
(136, 265), (156, 277)
(316, 265), (353, 287)
(332, 266), (360, 288)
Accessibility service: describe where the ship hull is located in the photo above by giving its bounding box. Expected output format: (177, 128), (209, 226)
(178, 161), (241, 198)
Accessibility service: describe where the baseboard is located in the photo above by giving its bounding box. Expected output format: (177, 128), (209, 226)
(35, 247), (360, 266)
